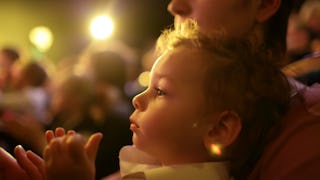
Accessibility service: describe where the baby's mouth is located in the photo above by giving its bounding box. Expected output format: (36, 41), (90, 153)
(130, 123), (139, 132)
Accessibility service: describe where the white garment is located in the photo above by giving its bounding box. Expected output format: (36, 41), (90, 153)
(119, 146), (231, 180)
(0, 87), (49, 124)
(23, 87), (49, 123)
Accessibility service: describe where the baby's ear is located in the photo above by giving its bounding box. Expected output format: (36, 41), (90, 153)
(204, 111), (242, 149)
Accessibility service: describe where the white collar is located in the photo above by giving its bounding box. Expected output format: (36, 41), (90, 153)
(119, 146), (231, 180)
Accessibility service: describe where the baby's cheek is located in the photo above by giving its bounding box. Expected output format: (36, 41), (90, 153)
(142, 118), (163, 133)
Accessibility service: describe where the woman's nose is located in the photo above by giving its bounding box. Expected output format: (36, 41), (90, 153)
(167, 0), (191, 17)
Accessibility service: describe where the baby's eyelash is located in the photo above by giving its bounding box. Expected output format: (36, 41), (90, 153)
(155, 87), (166, 96)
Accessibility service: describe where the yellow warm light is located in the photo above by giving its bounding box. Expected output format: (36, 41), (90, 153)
(210, 144), (222, 156)
(90, 15), (114, 40)
(138, 71), (150, 87)
(29, 26), (53, 52)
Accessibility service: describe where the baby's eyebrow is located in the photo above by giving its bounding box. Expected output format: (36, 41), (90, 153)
(152, 71), (175, 83)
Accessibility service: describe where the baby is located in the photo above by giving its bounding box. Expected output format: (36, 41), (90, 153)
(0, 20), (291, 180)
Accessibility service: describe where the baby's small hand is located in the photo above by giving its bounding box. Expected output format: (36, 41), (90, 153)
(45, 127), (75, 144)
(43, 130), (102, 180)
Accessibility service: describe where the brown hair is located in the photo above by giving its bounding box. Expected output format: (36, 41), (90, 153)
(264, 0), (293, 65)
(157, 20), (291, 178)
(21, 62), (47, 87)
(238, 0), (294, 66)
(89, 51), (127, 90)
(1, 47), (20, 62)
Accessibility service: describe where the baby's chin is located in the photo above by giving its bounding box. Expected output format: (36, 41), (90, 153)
(120, 145), (161, 165)
(131, 134), (146, 151)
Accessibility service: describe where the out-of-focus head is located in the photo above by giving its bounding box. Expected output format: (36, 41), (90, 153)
(76, 40), (138, 93)
(0, 47), (20, 73)
(50, 75), (94, 115)
(168, 0), (292, 64)
(286, 13), (311, 56)
(168, 0), (260, 36)
(89, 51), (127, 90)
(299, 0), (320, 34)
(22, 62), (47, 87)
(11, 61), (48, 89)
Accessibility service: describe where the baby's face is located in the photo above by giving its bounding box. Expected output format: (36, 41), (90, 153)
(130, 46), (213, 165)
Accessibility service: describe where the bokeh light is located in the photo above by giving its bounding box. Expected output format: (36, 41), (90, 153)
(138, 71), (150, 87)
(29, 26), (53, 52)
(90, 15), (114, 40)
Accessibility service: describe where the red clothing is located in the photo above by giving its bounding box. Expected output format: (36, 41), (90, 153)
(250, 82), (320, 179)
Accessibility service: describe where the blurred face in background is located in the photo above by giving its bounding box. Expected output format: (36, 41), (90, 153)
(0, 51), (13, 76)
(167, 0), (261, 36)
(50, 85), (69, 115)
(10, 62), (23, 89)
(286, 14), (310, 55)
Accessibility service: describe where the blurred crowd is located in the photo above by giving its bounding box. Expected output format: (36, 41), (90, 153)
(284, 0), (320, 85)
(0, 37), (154, 179)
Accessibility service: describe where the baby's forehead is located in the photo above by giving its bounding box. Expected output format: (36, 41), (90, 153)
(153, 48), (210, 79)
(161, 46), (205, 63)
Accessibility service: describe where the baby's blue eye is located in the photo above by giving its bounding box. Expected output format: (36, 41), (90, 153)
(155, 88), (166, 96)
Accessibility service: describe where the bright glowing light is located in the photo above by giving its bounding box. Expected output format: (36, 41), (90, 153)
(90, 15), (114, 40)
(138, 71), (150, 87)
(29, 26), (53, 52)
(210, 144), (222, 156)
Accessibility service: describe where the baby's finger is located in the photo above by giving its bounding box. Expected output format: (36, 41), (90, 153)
(45, 130), (55, 144)
(55, 127), (65, 137)
(85, 133), (103, 162)
(67, 130), (76, 135)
